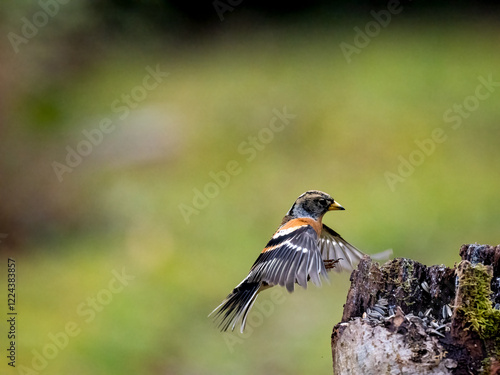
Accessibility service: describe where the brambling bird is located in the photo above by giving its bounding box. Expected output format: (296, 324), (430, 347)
(210, 190), (392, 333)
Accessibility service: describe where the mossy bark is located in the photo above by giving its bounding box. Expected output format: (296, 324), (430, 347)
(332, 244), (500, 375)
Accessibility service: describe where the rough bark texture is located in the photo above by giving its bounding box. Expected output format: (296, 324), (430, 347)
(332, 244), (500, 375)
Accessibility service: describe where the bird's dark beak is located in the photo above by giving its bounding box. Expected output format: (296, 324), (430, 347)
(328, 201), (345, 211)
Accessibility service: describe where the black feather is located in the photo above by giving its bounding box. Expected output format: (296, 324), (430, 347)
(209, 280), (261, 333)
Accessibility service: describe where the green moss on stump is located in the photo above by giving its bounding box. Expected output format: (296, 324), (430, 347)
(458, 262), (500, 365)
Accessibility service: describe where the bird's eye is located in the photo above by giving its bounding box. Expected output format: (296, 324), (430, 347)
(318, 198), (327, 206)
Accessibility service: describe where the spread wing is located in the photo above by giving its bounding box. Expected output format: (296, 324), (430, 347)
(319, 224), (392, 273)
(247, 221), (328, 292)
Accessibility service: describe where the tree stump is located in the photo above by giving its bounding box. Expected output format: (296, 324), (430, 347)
(331, 244), (500, 375)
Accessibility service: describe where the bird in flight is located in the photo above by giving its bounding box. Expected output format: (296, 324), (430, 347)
(209, 190), (392, 333)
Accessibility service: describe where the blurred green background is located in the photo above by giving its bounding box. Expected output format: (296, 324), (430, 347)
(1, 1), (500, 374)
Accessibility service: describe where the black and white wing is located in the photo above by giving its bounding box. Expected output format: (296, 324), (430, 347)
(248, 220), (328, 292)
(319, 224), (392, 273)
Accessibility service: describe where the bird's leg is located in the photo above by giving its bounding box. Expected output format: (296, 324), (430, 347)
(324, 258), (342, 270)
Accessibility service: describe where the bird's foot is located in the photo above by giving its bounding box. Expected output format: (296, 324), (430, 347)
(324, 258), (342, 270)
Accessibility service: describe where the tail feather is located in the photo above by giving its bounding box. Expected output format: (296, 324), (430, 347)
(209, 281), (261, 333)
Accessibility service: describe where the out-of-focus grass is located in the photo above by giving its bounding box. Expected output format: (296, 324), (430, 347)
(8, 19), (500, 375)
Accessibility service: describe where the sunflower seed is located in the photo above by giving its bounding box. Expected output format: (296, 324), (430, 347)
(368, 310), (384, 319)
(429, 329), (445, 338)
(372, 305), (386, 315)
(421, 281), (430, 293)
(424, 308), (432, 317)
(442, 304), (452, 319)
(377, 298), (388, 306)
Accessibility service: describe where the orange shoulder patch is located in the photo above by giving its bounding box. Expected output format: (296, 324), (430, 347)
(278, 218), (322, 237)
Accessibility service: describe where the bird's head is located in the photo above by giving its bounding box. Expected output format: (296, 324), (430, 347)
(287, 190), (344, 220)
